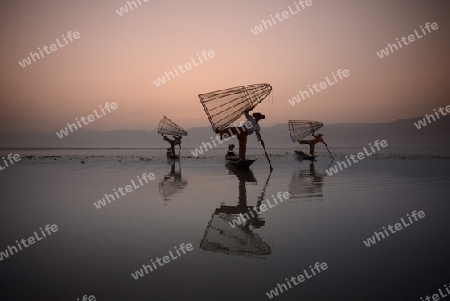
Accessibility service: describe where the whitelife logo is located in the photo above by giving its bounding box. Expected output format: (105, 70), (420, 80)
(287, 69), (350, 106)
(153, 50), (215, 87)
(0, 154), (21, 172)
(55, 102), (118, 139)
(77, 295), (96, 301)
(414, 105), (450, 129)
(131, 243), (194, 280)
(18, 31), (81, 68)
(93, 172), (156, 209)
(0, 224), (59, 262)
(376, 22), (439, 59)
(250, 0), (313, 35)
(325, 140), (388, 176)
(115, 0), (149, 16)
(363, 210), (425, 247)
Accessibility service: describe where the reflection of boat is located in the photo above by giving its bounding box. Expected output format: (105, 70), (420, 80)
(158, 161), (188, 201)
(225, 157), (256, 169)
(288, 162), (324, 200)
(200, 167), (272, 258)
(225, 163), (258, 183)
(294, 150), (316, 161)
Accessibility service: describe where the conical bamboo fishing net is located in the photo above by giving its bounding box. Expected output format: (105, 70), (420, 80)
(288, 120), (323, 142)
(199, 84), (272, 132)
(157, 116), (188, 136)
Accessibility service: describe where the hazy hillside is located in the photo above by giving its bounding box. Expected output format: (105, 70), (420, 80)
(0, 117), (448, 150)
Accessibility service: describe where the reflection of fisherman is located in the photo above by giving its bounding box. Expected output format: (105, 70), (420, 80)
(289, 162), (324, 199)
(217, 166), (266, 229)
(216, 109), (266, 160)
(299, 133), (327, 156)
(159, 161), (187, 201)
(226, 144), (237, 157)
(163, 135), (182, 156)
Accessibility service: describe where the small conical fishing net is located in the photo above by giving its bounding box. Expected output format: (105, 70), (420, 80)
(288, 120), (323, 142)
(157, 116), (188, 136)
(199, 84), (272, 132)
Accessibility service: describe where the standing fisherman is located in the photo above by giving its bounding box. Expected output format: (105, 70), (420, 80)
(298, 133), (328, 156)
(163, 135), (182, 156)
(216, 109), (266, 160)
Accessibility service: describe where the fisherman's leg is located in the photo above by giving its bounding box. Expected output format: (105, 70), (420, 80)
(238, 133), (248, 160)
(310, 143), (315, 156)
(299, 139), (313, 145)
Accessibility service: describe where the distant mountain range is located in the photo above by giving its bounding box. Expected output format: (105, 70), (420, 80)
(1, 117), (448, 149)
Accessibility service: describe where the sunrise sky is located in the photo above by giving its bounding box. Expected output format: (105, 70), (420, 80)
(1, 0), (449, 133)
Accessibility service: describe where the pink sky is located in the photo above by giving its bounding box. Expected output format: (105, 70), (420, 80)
(1, 0), (449, 133)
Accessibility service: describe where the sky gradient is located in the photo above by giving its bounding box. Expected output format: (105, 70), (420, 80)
(1, 0), (449, 133)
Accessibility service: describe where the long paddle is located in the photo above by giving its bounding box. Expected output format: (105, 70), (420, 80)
(260, 139), (273, 171)
(324, 143), (333, 158)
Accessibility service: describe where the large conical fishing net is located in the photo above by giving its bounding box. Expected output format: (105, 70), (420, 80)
(200, 212), (271, 258)
(199, 84), (272, 132)
(288, 120), (323, 142)
(157, 116), (188, 136)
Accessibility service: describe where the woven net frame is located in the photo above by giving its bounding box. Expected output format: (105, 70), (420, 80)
(200, 212), (272, 257)
(288, 120), (323, 142)
(199, 84), (272, 132)
(157, 116), (188, 136)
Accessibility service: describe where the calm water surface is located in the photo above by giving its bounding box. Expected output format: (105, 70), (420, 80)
(1, 153), (449, 300)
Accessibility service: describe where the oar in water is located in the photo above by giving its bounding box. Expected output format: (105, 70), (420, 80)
(324, 143), (333, 158)
(260, 139), (273, 171)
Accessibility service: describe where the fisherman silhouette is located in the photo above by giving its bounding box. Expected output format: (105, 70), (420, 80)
(163, 135), (182, 156)
(298, 133), (328, 156)
(217, 109), (265, 160)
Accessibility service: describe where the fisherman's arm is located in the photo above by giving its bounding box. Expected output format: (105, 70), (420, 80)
(256, 130), (262, 142)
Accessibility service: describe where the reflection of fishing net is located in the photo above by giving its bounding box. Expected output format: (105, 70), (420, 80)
(288, 120), (323, 142)
(288, 169), (323, 199)
(158, 116), (188, 136)
(158, 178), (188, 200)
(199, 84), (272, 132)
(200, 212), (271, 257)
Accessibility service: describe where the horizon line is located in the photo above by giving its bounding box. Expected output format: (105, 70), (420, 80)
(0, 117), (428, 135)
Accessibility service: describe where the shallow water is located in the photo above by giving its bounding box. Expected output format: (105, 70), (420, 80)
(0, 153), (449, 300)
